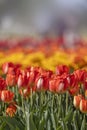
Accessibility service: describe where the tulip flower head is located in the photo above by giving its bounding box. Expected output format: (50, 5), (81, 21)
(80, 99), (87, 113)
(0, 90), (14, 103)
(2, 62), (14, 74)
(73, 94), (83, 109)
(56, 65), (70, 75)
(6, 102), (17, 117)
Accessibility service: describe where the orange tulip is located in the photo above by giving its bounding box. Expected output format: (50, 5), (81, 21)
(73, 95), (83, 109)
(74, 69), (87, 83)
(6, 74), (16, 86)
(6, 102), (17, 117)
(80, 99), (87, 113)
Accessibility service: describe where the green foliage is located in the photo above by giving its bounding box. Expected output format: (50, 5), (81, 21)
(0, 91), (87, 130)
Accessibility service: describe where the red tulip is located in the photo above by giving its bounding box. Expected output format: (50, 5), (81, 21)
(74, 69), (87, 83)
(2, 62), (14, 74)
(65, 73), (78, 89)
(29, 70), (39, 85)
(55, 78), (69, 93)
(35, 76), (49, 91)
(17, 70), (29, 88)
(69, 85), (80, 96)
(0, 77), (7, 90)
(49, 79), (56, 92)
(40, 70), (53, 78)
(0, 90), (14, 103)
(60, 73), (77, 88)
(83, 80), (87, 90)
(56, 65), (70, 75)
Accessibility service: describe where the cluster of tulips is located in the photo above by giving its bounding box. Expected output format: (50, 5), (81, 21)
(0, 62), (87, 117)
(0, 61), (86, 129)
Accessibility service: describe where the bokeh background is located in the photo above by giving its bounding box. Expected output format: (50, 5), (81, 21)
(0, 0), (87, 38)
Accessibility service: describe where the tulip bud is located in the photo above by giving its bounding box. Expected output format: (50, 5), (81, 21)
(73, 95), (83, 109)
(6, 74), (16, 86)
(80, 99), (87, 113)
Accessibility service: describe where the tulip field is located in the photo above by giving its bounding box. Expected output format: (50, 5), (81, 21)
(0, 38), (87, 130)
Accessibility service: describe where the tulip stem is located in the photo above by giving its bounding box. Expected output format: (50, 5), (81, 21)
(66, 92), (68, 115)
(30, 88), (33, 108)
(21, 94), (25, 113)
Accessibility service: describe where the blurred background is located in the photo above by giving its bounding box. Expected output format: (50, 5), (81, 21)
(0, 0), (87, 72)
(0, 0), (87, 38)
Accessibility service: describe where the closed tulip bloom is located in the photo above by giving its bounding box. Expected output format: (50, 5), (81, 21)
(29, 70), (39, 85)
(56, 78), (69, 93)
(6, 74), (16, 87)
(0, 77), (7, 90)
(17, 71), (29, 88)
(2, 62), (14, 74)
(67, 74), (77, 88)
(80, 99), (87, 113)
(74, 70), (87, 83)
(35, 76), (49, 91)
(73, 95), (83, 109)
(17, 75), (24, 88)
(1, 90), (14, 103)
(56, 65), (70, 75)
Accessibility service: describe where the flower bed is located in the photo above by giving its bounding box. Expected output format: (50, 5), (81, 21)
(0, 62), (87, 130)
(0, 37), (87, 129)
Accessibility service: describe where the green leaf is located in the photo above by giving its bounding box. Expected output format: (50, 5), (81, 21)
(50, 110), (56, 130)
(0, 116), (24, 130)
(15, 126), (20, 130)
(47, 120), (51, 130)
(26, 112), (37, 130)
(38, 117), (45, 130)
(64, 110), (73, 122)
(73, 111), (79, 130)
(81, 116), (86, 130)
(0, 121), (7, 130)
